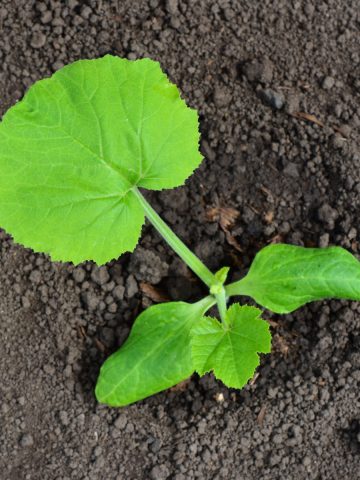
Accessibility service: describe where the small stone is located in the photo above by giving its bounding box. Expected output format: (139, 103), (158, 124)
(113, 285), (125, 301)
(59, 411), (69, 426)
(81, 291), (99, 311)
(283, 162), (299, 178)
(303, 456), (311, 467)
(114, 414), (127, 430)
(109, 264), (123, 284)
(21, 296), (31, 309)
(126, 274), (138, 297)
(81, 5), (92, 19)
(30, 32), (46, 49)
(41, 10), (52, 24)
(72, 267), (86, 283)
(259, 89), (285, 110)
(93, 446), (102, 457)
(150, 465), (170, 480)
(322, 76), (335, 90)
(107, 302), (117, 313)
(68, 0), (79, 8)
(285, 93), (300, 114)
(319, 233), (330, 247)
(318, 203), (338, 230)
(19, 434), (34, 447)
(166, 0), (178, 15)
(91, 266), (110, 286)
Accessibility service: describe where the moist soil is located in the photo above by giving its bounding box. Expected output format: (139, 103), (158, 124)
(0, 1), (360, 479)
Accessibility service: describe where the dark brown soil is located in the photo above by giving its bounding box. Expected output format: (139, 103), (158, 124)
(1, 1), (360, 479)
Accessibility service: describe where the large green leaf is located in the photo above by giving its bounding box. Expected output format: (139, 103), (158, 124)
(0, 56), (202, 264)
(191, 304), (271, 388)
(226, 244), (360, 313)
(96, 297), (214, 407)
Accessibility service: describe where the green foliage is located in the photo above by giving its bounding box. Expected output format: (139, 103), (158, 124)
(226, 244), (360, 313)
(1, 56), (359, 407)
(191, 304), (271, 389)
(96, 297), (214, 406)
(0, 56), (202, 264)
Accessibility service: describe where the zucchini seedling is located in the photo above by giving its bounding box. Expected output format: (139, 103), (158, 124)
(0, 56), (359, 406)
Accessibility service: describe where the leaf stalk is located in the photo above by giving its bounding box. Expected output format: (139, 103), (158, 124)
(132, 187), (217, 288)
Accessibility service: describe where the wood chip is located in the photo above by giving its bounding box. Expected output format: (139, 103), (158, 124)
(273, 333), (290, 357)
(249, 372), (259, 386)
(257, 405), (267, 426)
(206, 206), (242, 251)
(264, 211), (274, 224)
(269, 234), (284, 244)
(206, 206), (239, 230)
(169, 378), (191, 392)
(77, 325), (87, 339)
(291, 111), (324, 128)
(94, 338), (106, 353)
(140, 282), (170, 303)
(225, 231), (243, 252)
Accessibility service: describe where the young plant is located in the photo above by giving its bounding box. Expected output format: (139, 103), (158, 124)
(0, 56), (359, 407)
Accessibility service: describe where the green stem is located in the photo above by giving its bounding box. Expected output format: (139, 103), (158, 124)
(225, 279), (246, 298)
(132, 187), (216, 288)
(215, 287), (227, 324)
(196, 295), (217, 313)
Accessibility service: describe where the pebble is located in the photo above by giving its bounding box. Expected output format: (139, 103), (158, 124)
(81, 5), (92, 19)
(114, 414), (127, 430)
(81, 291), (99, 311)
(30, 32), (46, 49)
(41, 11), (52, 24)
(59, 410), (69, 426)
(91, 266), (110, 286)
(166, 0), (178, 15)
(319, 233), (330, 247)
(125, 274), (138, 297)
(283, 162), (299, 178)
(72, 267), (86, 283)
(322, 76), (335, 90)
(19, 434), (34, 447)
(21, 296), (31, 309)
(317, 203), (338, 230)
(149, 465), (170, 480)
(259, 89), (285, 110)
(113, 285), (125, 301)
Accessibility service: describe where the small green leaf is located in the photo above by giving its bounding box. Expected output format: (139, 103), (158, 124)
(191, 304), (271, 389)
(96, 297), (214, 407)
(226, 244), (360, 313)
(215, 266), (230, 284)
(0, 56), (202, 264)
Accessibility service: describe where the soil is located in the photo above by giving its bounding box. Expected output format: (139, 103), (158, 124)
(0, 1), (360, 479)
